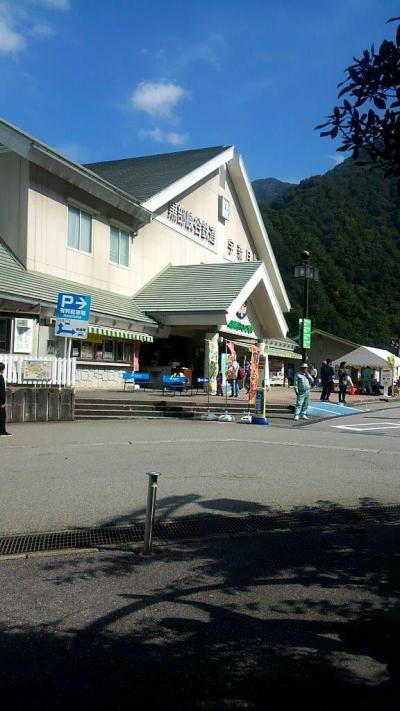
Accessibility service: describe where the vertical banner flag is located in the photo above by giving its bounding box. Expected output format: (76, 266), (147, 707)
(133, 341), (141, 372)
(221, 352), (228, 392)
(249, 345), (260, 405)
(207, 338), (218, 395)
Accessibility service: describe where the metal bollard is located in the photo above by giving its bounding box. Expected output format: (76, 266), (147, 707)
(142, 471), (161, 556)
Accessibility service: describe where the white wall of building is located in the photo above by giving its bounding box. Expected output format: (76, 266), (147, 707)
(0, 152), (29, 265)
(23, 161), (259, 296)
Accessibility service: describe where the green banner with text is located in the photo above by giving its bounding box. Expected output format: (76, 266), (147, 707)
(302, 318), (312, 348)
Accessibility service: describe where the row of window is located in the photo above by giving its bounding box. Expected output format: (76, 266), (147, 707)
(67, 206), (130, 267)
(71, 338), (136, 362)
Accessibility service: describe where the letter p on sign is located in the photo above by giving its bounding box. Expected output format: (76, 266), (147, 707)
(61, 295), (74, 308)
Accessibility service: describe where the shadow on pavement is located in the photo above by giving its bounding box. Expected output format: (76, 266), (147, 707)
(1, 497), (399, 710)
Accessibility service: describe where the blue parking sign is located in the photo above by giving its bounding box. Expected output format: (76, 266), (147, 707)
(56, 293), (91, 321)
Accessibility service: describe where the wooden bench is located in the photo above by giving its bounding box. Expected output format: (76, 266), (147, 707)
(122, 371), (152, 391)
(162, 375), (189, 395)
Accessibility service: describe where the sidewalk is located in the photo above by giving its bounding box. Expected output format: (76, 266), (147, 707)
(76, 384), (386, 408)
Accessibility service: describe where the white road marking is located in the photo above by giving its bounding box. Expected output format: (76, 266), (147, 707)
(332, 422), (400, 432)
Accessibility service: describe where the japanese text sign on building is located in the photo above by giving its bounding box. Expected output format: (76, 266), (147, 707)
(55, 292), (91, 339)
(167, 202), (216, 247)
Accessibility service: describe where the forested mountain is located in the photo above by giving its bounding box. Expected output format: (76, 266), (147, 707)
(252, 177), (293, 205)
(254, 159), (400, 347)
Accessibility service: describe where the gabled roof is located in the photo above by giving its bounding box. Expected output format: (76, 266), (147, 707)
(134, 261), (261, 312)
(134, 261), (288, 338)
(85, 146), (230, 202)
(0, 238), (155, 326)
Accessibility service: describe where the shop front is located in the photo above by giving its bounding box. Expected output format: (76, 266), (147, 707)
(73, 325), (154, 389)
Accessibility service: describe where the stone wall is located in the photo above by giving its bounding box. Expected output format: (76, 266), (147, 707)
(75, 365), (124, 389)
(6, 387), (74, 423)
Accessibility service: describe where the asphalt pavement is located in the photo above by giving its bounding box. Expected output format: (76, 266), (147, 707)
(1, 403), (400, 535)
(1, 405), (399, 709)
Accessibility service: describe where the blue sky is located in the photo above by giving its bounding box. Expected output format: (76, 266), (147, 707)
(0, 0), (398, 183)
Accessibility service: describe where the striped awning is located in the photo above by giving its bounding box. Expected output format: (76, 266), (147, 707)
(266, 347), (302, 359)
(88, 325), (153, 342)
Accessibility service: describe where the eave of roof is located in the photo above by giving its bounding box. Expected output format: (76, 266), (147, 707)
(0, 117), (152, 227)
(134, 261), (262, 313)
(0, 238), (156, 326)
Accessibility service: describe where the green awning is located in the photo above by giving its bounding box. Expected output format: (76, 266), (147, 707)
(88, 325), (153, 342)
(266, 347), (301, 359)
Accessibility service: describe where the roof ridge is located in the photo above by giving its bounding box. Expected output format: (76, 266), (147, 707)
(85, 145), (230, 168)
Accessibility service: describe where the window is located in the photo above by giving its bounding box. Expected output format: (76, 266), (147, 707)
(68, 206), (92, 253)
(0, 319), (9, 352)
(110, 226), (130, 267)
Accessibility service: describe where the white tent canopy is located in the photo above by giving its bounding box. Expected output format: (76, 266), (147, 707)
(332, 346), (400, 369)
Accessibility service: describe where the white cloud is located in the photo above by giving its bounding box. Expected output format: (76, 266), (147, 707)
(131, 80), (190, 118)
(329, 154), (345, 166)
(0, 17), (25, 53)
(139, 127), (187, 146)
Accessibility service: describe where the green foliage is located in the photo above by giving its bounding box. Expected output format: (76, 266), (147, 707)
(259, 159), (400, 347)
(317, 18), (400, 186)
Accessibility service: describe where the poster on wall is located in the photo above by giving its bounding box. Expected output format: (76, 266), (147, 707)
(249, 346), (260, 405)
(207, 339), (218, 395)
(14, 318), (34, 354)
(23, 359), (52, 381)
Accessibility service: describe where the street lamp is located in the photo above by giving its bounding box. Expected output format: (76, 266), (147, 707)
(294, 250), (319, 363)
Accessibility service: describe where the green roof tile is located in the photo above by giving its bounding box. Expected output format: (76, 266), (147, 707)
(0, 238), (155, 326)
(134, 262), (262, 313)
(85, 146), (230, 202)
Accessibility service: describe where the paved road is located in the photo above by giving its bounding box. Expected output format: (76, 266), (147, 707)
(1, 404), (400, 535)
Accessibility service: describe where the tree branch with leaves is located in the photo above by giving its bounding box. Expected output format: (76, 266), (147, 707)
(317, 18), (400, 186)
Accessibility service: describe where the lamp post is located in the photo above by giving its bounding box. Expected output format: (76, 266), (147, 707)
(294, 250), (319, 364)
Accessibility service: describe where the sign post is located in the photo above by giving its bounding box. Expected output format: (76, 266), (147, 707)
(381, 368), (393, 398)
(55, 292), (92, 340)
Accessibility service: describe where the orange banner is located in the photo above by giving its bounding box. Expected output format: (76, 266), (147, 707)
(249, 345), (260, 405)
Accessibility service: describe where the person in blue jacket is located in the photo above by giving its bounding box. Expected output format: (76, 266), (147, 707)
(294, 363), (314, 420)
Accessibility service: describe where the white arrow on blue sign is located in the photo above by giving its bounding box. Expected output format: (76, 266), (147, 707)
(55, 292), (91, 339)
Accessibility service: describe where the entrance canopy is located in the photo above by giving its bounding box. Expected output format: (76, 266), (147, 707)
(332, 346), (400, 368)
(134, 261), (288, 339)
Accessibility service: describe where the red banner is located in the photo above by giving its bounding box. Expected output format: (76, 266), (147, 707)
(133, 341), (141, 372)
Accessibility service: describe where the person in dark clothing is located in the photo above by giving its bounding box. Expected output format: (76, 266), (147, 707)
(0, 362), (12, 436)
(338, 361), (348, 404)
(320, 358), (335, 401)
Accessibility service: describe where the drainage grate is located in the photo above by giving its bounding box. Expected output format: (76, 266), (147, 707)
(0, 505), (399, 557)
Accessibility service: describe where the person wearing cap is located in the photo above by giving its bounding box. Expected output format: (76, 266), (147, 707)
(293, 363), (314, 420)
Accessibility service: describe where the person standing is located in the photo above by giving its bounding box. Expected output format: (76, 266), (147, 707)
(0, 362), (12, 437)
(294, 363), (314, 420)
(362, 365), (373, 395)
(227, 355), (239, 397)
(244, 361), (251, 393)
(338, 361), (348, 404)
(320, 358), (335, 401)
